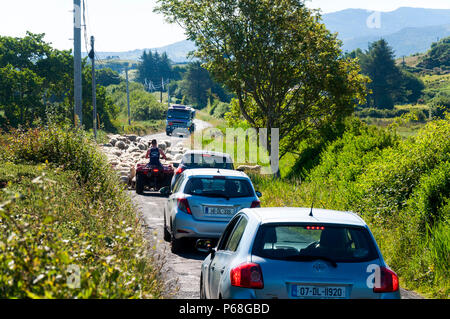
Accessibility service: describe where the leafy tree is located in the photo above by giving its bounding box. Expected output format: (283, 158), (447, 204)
(137, 50), (173, 86)
(418, 36), (450, 70)
(0, 65), (44, 126)
(358, 39), (424, 108)
(155, 0), (368, 167)
(399, 70), (425, 104)
(179, 62), (213, 108)
(95, 68), (122, 87)
(0, 32), (119, 131)
(106, 82), (166, 121)
(359, 39), (403, 109)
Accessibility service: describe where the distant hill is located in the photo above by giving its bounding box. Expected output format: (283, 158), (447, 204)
(343, 24), (450, 57)
(323, 7), (450, 57)
(91, 40), (196, 63)
(92, 7), (450, 62)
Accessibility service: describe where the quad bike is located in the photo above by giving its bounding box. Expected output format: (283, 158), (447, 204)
(135, 163), (174, 194)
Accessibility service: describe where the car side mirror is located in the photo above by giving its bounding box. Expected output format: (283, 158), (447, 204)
(172, 162), (179, 168)
(255, 191), (262, 197)
(195, 239), (215, 255)
(160, 186), (171, 197)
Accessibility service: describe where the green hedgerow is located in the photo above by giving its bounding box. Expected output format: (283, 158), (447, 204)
(0, 125), (165, 298)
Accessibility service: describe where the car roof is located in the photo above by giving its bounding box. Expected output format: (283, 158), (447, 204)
(182, 150), (232, 158)
(169, 104), (194, 111)
(182, 168), (248, 179)
(241, 207), (366, 227)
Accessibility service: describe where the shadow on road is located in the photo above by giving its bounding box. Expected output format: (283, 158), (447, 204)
(139, 191), (168, 198)
(172, 238), (215, 260)
(174, 251), (209, 261)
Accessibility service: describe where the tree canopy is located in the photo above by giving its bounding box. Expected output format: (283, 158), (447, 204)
(155, 0), (368, 163)
(356, 39), (424, 109)
(418, 36), (450, 70)
(0, 32), (118, 131)
(136, 50), (173, 86)
(96, 68), (122, 87)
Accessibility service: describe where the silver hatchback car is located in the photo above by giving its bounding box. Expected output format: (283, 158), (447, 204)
(163, 169), (261, 253)
(198, 207), (400, 299)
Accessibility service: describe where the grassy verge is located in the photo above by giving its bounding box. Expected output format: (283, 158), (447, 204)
(113, 114), (166, 136)
(247, 118), (449, 298)
(0, 125), (165, 298)
(201, 116), (448, 298)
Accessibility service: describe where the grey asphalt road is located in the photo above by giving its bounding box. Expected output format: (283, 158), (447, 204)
(130, 119), (424, 299)
(135, 118), (211, 299)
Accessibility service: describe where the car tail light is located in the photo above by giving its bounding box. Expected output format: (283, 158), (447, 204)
(250, 200), (261, 208)
(177, 198), (192, 215)
(169, 122), (173, 125)
(373, 267), (399, 293)
(306, 226), (325, 230)
(152, 169), (159, 173)
(175, 166), (185, 175)
(230, 263), (264, 289)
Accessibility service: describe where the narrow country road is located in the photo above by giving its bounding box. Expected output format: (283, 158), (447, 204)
(130, 119), (424, 300)
(133, 118), (211, 299)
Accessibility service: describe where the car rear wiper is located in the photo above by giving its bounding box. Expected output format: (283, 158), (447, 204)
(284, 255), (338, 268)
(190, 192), (230, 200)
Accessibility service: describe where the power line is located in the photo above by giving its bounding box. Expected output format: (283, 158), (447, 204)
(82, 0), (89, 56)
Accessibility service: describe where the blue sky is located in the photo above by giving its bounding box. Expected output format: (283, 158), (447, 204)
(0, 0), (449, 52)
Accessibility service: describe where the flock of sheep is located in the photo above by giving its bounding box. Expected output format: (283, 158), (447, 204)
(99, 134), (188, 188)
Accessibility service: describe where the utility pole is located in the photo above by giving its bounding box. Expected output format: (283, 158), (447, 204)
(160, 78), (163, 103)
(89, 36), (97, 140)
(167, 79), (170, 107)
(125, 66), (131, 125)
(74, 0), (82, 127)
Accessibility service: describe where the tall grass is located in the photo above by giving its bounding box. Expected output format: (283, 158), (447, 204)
(0, 125), (165, 298)
(250, 117), (449, 298)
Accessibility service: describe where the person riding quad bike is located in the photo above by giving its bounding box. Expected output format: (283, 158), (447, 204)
(146, 139), (167, 169)
(135, 139), (173, 194)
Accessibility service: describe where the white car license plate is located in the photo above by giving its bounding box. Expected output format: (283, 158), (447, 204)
(291, 285), (346, 299)
(204, 206), (235, 216)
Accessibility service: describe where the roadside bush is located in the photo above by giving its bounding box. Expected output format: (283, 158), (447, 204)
(407, 161), (450, 232)
(209, 101), (230, 119)
(356, 107), (410, 118)
(353, 118), (450, 222)
(251, 116), (450, 297)
(305, 119), (399, 204)
(0, 125), (165, 298)
(120, 120), (165, 136)
(131, 92), (166, 122)
(286, 119), (348, 180)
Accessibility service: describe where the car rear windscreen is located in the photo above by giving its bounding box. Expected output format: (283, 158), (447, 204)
(168, 109), (190, 119)
(252, 224), (379, 263)
(182, 154), (233, 169)
(184, 177), (253, 198)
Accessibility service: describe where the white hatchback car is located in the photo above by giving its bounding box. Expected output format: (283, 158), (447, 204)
(198, 207), (400, 299)
(162, 169), (261, 253)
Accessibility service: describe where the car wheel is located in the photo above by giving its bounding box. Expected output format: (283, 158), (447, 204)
(171, 236), (183, 254)
(136, 174), (144, 195)
(200, 274), (206, 299)
(163, 214), (171, 242)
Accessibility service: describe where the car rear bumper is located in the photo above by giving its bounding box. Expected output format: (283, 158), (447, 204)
(172, 211), (228, 239)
